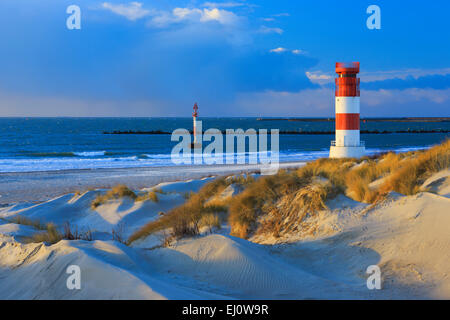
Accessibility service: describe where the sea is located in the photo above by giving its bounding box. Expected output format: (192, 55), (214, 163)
(0, 117), (448, 173)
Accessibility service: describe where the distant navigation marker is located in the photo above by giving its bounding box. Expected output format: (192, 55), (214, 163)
(191, 102), (201, 149)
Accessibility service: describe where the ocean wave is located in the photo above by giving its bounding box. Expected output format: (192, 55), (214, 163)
(73, 151), (107, 157)
(28, 152), (77, 158)
(28, 151), (107, 158)
(0, 146), (433, 173)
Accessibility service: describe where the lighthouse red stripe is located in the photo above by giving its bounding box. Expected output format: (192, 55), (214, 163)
(335, 78), (360, 97)
(335, 113), (360, 130)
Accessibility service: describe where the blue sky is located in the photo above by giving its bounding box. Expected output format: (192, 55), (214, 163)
(0, 0), (449, 117)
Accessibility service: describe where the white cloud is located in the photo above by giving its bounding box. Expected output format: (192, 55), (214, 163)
(149, 7), (239, 27)
(292, 49), (306, 55)
(306, 67), (450, 85)
(102, 2), (151, 21)
(360, 68), (450, 82)
(269, 47), (306, 54)
(173, 8), (201, 19)
(201, 8), (238, 24)
(235, 88), (450, 117)
(305, 71), (333, 85)
(270, 47), (288, 53)
(260, 12), (290, 23)
(362, 88), (450, 106)
(273, 13), (290, 17)
(202, 2), (246, 8)
(259, 25), (283, 34)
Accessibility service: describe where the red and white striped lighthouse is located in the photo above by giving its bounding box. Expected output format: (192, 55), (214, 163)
(191, 102), (202, 149)
(329, 62), (365, 158)
(193, 102), (198, 143)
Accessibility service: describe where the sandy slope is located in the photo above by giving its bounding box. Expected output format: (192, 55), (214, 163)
(421, 169), (450, 198)
(354, 191), (450, 298)
(0, 172), (449, 299)
(0, 233), (377, 299)
(0, 235), (225, 299)
(0, 178), (213, 240)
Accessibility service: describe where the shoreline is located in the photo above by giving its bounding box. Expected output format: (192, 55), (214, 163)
(0, 161), (305, 205)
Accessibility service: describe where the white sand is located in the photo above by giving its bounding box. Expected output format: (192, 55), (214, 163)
(0, 177), (214, 240)
(0, 170), (449, 299)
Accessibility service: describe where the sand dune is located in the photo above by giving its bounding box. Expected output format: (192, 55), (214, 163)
(0, 189), (194, 240)
(355, 191), (450, 298)
(0, 172), (449, 299)
(0, 232), (380, 299)
(421, 169), (450, 198)
(0, 235), (225, 299)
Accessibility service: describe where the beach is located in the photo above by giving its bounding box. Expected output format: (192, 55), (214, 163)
(0, 170), (449, 299)
(0, 141), (449, 299)
(0, 162), (305, 205)
(0, 119), (448, 300)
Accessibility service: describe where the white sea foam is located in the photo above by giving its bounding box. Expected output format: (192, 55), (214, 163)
(0, 146), (431, 173)
(73, 151), (107, 157)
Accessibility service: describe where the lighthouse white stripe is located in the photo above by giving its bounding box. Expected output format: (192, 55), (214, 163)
(335, 96), (360, 114)
(335, 130), (360, 147)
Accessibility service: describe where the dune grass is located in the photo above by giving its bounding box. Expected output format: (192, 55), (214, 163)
(126, 139), (449, 242)
(91, 184), (137, 209)
(7, 215), (62, 243)
(7, 215), (48, 230)
(7, 215), (89, 244)
(136, 190), (159, 203)
(127, 177), (230, 244)
(379, 139), (450, 195)
(229, 139), (449, 238)
(228, 168), (337, 238)
(91, 185), (166, 209)
(227, 174), (255, 189)
(23, 222), (93, 245)
(199, 213), (222, 233)
(25, 223), (62, 244)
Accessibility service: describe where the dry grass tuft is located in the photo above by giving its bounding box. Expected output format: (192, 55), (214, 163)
(128, 177), (231, 244)
(24, 222), (93, 244)
(91, 184), (137, 209)
(228, 174), (255, 188)
(380, 139), (450, 195)
(200, 213), (221, 233)
(112, 223), (126, 244)
(228, 169), (314, 238)
(256, 182), (336, 239)
(136, 191), (159, 203)
(228, 139), (449, 239)
(129, 139), (449, 241)
(8, 215), (47, 230)
(26, 223), (62, 244)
